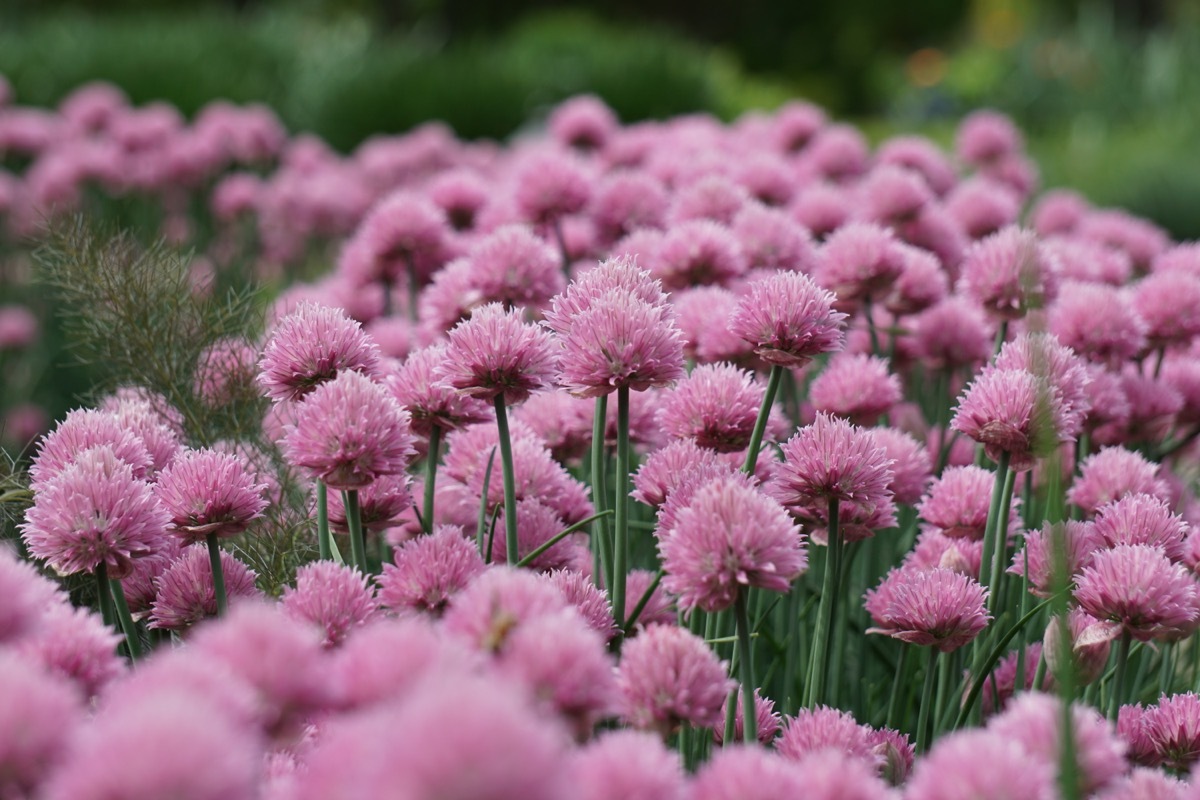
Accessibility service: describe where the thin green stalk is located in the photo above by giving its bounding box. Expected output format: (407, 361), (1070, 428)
(206, 532), (228, 617)
(886, 646), (909, 729)
(316, 481), (332, 560)
(94, 563), (115, 628)
(109, 578), (143, 660)
(783, 579), (805, 715)
(863, 296), (882, 358)
(517, 510), (613, 569)
(978, 450), (1012, 597)
(804, 496), (840, 708)
(404, 253), (419, 323)
(591, 395), (611, 591)
(475, 448), (496, 557)
(916, 647), (938, 753)
(734, 590), (758, 745)
(1110, 631), (1132, 720)
(744, 365), (784, 475)
(624, 567), (665, 634)
(611, 386), (631, 634)
(1158, 642), (1176, 696)
(988, 465), (1018, 616)
(422, 424), (442, 534)
(493, 396), (519, 566)
(342, 490), (368, 574)
(992, 319), (1009, 358)
(934, 645), (952, 737)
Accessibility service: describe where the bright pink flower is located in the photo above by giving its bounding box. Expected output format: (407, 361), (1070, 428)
(283, 369), (416, 490)
(868, 427), (932, 505)
(443, 566), (570, 652)
(1069, 446), (1170, 516)
(711, 688), (782, 745)
(911, 296), (993, 370)
(1135, 692), (1200, 771)
(22, 446), (167, 579)
(149, 544), (261, 632)
(1074, 543), (1199, 643)
(513, 150), (592, 225)
(877, 135), (958, 195)
(544, 568), (618, 640)
(956, 109), (1023, 166)
(631, 438), (729, 508)
(42, 687), (261, 800)
(342, 190), (449, 287)
(958, 226), (1059, 319)
(945, 176), (1020, 239)
(16, 603), (123, 698)
(886, 244), (949, 315)
(902, 527), (985, 577)
(771, 412), (897, 539)
(906, 728), (1056, 800)
(817, 221), (907, 304)
(378, 525), (485, 616)
(987, 692), (1127, 796)
(1093, 493), (1190, 563)
(994, 332), (1092, 439)
(28, 408), (153, 488)
(325, 471), (412, 533)
(257, 302), (381, 403)
(570, 730), (687, 800)
(465, 224), (565, 309)
(653, 219), (746, 289)
(918, 465), (1003, 540)
(154, 448), (267, 543)
(776, 705), (882, 769)
(1012, 520), (1102, 598)
(857, 164), (934, 226)
(386, 343), (492, 439)
(660, 474), (805, 612)
(810, 353), (902, 425)
(865, 566), (990, 651)
(1049, 281), (1147, 366)
(950, 366), (1072, 471)
(656, 363), (768, 453)
(491, 497), (587, 572)
(1030, 189), (1090, 236)
(437, 301), (560, 405)
(1132, 271), (1200, 349)
(728, 269), (847, 367)
(615, 623), (733, 734)
(280, 561), (378, 648)
(732, 203), (818, 271)
(0, 651), (82, 796)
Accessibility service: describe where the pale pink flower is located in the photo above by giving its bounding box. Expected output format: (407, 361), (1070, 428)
(149, 544), (261, 632)
(1077, 209), (1170, 274)
(993, 331), (1092, 440)
(950, 366), (1072, 471)
(904, 728), (1056, 800)
(776, 705), (882, 768)
(869, 427), (932, 505)
(615, 623), (733, 734)
(631, 438), (729, 509)
(1093, 493), (1190, 563)
(280, 561), (378, 647)
(443, 566), (570, 653)
(490, 497), (587, 572)
(0, 651), (82, 797)
(378, 525), (485, 616)
(590, 171), (668, 243)
(656, 363), (768, 453)
(958, 226), (1059, 319)
(544, 568), (618, 640)
(1074, 544), (1199, 643)
(876, 134), (957, 196)
(1012, 520), (1102, 598)
(728, 269), (847, 367)
(1044, 607), (1111, 685)
(1031, 189), (1090, 236)
(386, 343), (492, 438)
(437, 301), (560, 405)
(1049, 281), (1148, 366)
(790, 182), (852, 237)
(652, 219), (746, 289)
(956, 109), (1023, 166)
(710, 688), (782, 746)
(865, 566), (990, 651)
(154, 448), (267, 543)
(569, 730), (687, 800)
(668, 174), (751, 226)
(465, 224), (565, 309)
(28, 408), (153, 488)
(945, 176), (1021, 239)
(1069, 447), (1170, 516)
(513, 150), (592, 225)
(0, 546), (60, 643)
(885, 244), (949, 315)
(1132, 271), (1200, 350)
(911, 296), (993, 370)
(919, 465), (1005, 540)
(902, 527), (985, 577)
(17, 604), (123, 698)
(1045, 236), (1133, 285)
(732, 203), (818, 271)
(324, 471), (412, 533)
(1134, 692), (1200, 771)
(257, 301), (381, 403)
(810, 353), (902, 425)
(817, 221), (907, 305)
(857, 164), (934, 226)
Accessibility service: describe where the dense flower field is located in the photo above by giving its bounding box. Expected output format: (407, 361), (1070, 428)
(4, 75), (1200, 799)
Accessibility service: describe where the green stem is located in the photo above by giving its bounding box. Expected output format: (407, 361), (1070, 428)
(1110, 631), (1132, 721)
(316, 481), (332, 560)
(475, 448), (496, 557)
(591, 395), (611, 591)
(987, 464), (1018, 617)
(978, 450), (1012, 596)
(95, 562), (115, 628)
(783, 579), (805, 715)
(734, 590), (758, 745)
(343, 490), (367, 575)
(493, 396), (519, 566)
(517, 510), (613, 569)
(886, 646), (909, 730)
(423, 424), (442, 534)
(206, 532), (228, 617)
(934, 645), (952, 737)
(109, 578), (143, 660)
(611, 386), (631, 634)
(624, 567), (664, 634)
(863, 295), (882, 358)
(804, 496), (840, 708)
(916, 647), (938, 753)
(743, 365), (784, 476)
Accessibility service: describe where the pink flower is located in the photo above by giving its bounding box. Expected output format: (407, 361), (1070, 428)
(0, 651), (82, 796)
(911, 296), (993, 370)
(790, 182), (852, 237)
(886, 244), (949, 315)
(1134, 692), (1200, 771)
(656, 363), (768, 453)
(945, 176), (1021, 239)
(324, 471), (412, 533)
(1078, 209), (1170, 273)
(668, 174), (750, 226)
(28, 408), (153, 488)
(905, 728), (1056, 800)
(623, 568), (677, 630)
(771, 412), (897, 539)
(544, 568), (618, 640)
(386, 343), (492, 439)
(732, 203), (818, 271)
(1069, 446), (1170, 516)
(465, 224), (565, 309)
(867, 427), (931, 505)
(956, 109), (1023, 166)
(776, 705), (882, 767)
(902, 527), (985, 577)
(513, 150), (592, 225)
(729, 270), (846, 368)
(802, 124), (869, 183)
(550, 94), (618, 151)
(437, 301), (560, 406)
(1012, 520), (1102, 598)
(1074, 544), (1199, 643)
(194, 337), (260, 406)
(660, 474), (805, 612)
(950, 366), (1072, 471)
(491, 497), (587, 572)
(987, 692), (1128, 796)
(22, 446), (168, 579)
(17, 603), (123, 698)
(958, 226), (1059, 320)
(378, 525), (486, 616)
(149, 544), (261, 632)
(1091, 768), (1185, 799)
(443, 566), (570, 652)
(1031, 189), (1090, 235)
(632, 438), (729, 508)
(652, 219), (746, 289)
(918, 465), (1004, 540)
(545, 257), (685, 397)
(817, 221), (907, 305)
(590, 171), (669, 243)
(41, 687), (262, 800)
(0, 303), (38, 349)
(154, 448), (267, 543)
(1046, 236), (1132, 285)
(1132, 271), (1200, 349)
(857, 164), (934, 226)
(428, 168), (489, 232)
(1093, 493), (1190, 563)
(280, 561), (378, 647)
(283, 369), (416, 490)
(1044, 608), (1111, 685)
(876, 134), (957, 196)
(993, 332), (1092, 438)
(810, 353), (902, 425)
(257, 302), (381, 403)
(569, 730), (687, 800)
(711, 688), (782, 745)
(615, 623), (733, 734)
(342, 190), (449, 287)
(865, 566), (990, 652)
(1049, 281), (1147, 366)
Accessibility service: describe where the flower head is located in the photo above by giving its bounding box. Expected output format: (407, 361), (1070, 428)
(29, 408), (153, 488)
(919, 465), (1005, 540)
(728, 270), (846, 368)
(378, 525), (486, 616)
(950, 366), (1072, 471)
(776, 706), (881, 769)
(615, 623), (733, 734)
(280, 561), (378, 647)
(912, 297), (992, 371)
(660, 474), (805, 612)
(283, 369), (416, 490)
(653, 219), (746, 289)
(865, 566), (990, 652)
(437, 302), (560, 406)
(1093, 493), (1190, 563)
(443, 566), (570, 653)
(17, 603), (123, 698)
(732, 203), (818, 271)
(817, 221), (907, 304)
(324, 471), (412, 533)
(906, 728), (1056, 800)
(154, 448), (267, 543)
(569, 730), (687, 800)
(465, 224), (565, 309)
(1074, 544), (1199, 643)
(1012, 520), (1102, 598)
(22, 446), (168, 578)
(656, 363), (768, 453)
(1049, 281), (1147, 366)
(1069, 447), (1170, 517)
(149, 544), (261, 632)
(958, 226), (1059, 320)
(0, 651), (82, 797)
(386, 343), (493, 439)
(544, 568), (618, 640)
(632, 438), (729, 509)
(956, 109), (1024, 166)
(513, 150), (592, 225)
(810, 353), (902, 425)
(491, 497), (588, 572)
(257, 301), (381, 403)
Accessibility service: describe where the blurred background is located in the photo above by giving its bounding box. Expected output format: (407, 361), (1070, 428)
(2, 0), (1198, 237)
